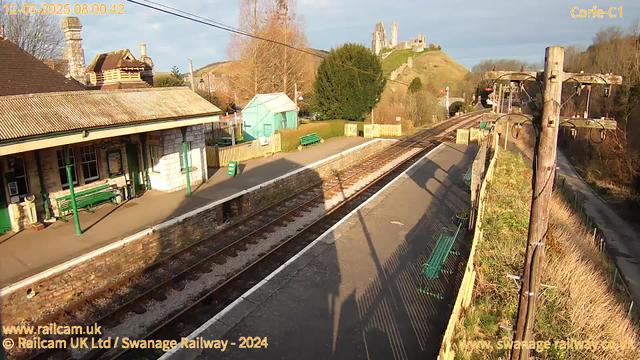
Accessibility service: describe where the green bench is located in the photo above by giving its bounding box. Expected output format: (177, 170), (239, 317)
(55, 184), (117, 220)
(418, 221), (464, 299)
(463, 167), (472, 188)
(299, 133), (322, 147)
(218, 137), (233, 146)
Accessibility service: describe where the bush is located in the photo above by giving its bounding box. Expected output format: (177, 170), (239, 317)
(277, 120), (349, 152)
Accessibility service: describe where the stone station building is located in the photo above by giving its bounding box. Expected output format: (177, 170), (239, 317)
(0, 88), (221, 233)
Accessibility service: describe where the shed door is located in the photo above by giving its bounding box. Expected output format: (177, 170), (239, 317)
(264, 124), (273, 137)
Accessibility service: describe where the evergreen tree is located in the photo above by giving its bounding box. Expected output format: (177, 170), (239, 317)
(408, 77), (423, 93)
(312, 43), (386, 120)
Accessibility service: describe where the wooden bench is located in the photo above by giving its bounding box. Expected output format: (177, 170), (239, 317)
(463, 167), (472, 187)
(218, 137), (233, 147)
(55, 184), (117, 220)
(299, 133), (322, 147)
(418, 221), (464, 299)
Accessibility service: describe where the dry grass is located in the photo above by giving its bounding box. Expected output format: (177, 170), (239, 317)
(452, 150), (640, 360)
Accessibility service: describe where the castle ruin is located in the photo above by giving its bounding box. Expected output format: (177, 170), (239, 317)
(371, 21), (426, 55)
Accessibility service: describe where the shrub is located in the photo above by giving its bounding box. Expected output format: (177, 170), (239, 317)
(277, 120), (349, 152)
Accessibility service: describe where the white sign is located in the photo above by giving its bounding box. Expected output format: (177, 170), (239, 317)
(396, 117), (401, 122)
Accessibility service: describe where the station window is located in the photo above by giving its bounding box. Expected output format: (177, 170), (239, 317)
(57, 149), (78, 189)
(80, 145), (100, 182)
(179, 142), (193, 170)
(7, 156), (29, 200)
(150, 145), (161, 173)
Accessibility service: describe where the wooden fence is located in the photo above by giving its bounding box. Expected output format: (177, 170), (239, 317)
(363, 124), (402, 138)
(344, 123), (358, 137)
(438, 130), (498, 360)
(206, 133), (281, 167)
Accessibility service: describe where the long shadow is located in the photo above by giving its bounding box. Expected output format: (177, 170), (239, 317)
(0, 155), (330, 360)
(206, 142), (477, 360)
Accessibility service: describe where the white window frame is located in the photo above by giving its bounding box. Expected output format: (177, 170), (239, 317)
(57, 149), (78, 188)
(9, 156), (29, 200)
(80, 145), (100, 182)
(150, 145), (161, 173)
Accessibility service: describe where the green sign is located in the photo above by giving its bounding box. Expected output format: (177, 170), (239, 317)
(227, 161), (238, 177)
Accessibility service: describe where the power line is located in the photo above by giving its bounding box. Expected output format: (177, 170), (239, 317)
(125, 0), (410, 87)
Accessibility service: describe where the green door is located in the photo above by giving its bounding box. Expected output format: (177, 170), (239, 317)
(0, 175), (12, 234)
(264, 123), (274, 137)
(126, 143), (142, 197)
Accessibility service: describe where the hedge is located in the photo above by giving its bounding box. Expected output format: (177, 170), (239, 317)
(278, 120), (360, 152)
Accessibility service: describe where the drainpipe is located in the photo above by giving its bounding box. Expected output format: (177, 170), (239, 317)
(35, 150), (51, 220)
(181, 127), (191, 197)
(140, 134), (151, 190)
(64, 146), (82, 235)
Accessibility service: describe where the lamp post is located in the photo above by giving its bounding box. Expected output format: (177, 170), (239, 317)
(199, 73), (211, 102)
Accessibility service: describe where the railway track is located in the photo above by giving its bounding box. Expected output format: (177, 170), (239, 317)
(12, 112), (484, 360)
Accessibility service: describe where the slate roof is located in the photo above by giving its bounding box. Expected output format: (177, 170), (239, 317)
(0, 87), (221, 141)
(0, 38), (84, 96)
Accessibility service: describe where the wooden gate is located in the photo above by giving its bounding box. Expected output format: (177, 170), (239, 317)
(344, 123), (358, 137)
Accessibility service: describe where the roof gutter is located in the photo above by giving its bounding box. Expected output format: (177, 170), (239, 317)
(0, 114), (220, 157)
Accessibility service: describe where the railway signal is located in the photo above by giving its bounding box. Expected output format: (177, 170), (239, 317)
(485, 47), (622, 360)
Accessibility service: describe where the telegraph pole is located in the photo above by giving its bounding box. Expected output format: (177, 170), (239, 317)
(485, 46), (622, 360)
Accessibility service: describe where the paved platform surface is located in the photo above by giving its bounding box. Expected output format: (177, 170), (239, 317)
(557, 151), (640, 313)
(176, 143), (476, 360)
(0, 137), (369, 286)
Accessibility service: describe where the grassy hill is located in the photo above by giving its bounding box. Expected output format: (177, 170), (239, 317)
(383, 50), (469, 96)
(194, 48), (329, 76)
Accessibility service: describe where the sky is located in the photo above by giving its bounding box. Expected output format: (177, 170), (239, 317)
(56, 0), (640, 72)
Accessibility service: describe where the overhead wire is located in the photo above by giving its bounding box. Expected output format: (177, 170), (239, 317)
(125, 0), (411, 87)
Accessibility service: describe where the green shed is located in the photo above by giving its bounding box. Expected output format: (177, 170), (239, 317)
(241, 92), (299, 141)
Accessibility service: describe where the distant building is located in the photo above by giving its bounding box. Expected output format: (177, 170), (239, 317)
(41, 16), (155, 90)
(242, 93), (298, 140)
(371, 22), (427, 55)
(86, 46), (154, 90)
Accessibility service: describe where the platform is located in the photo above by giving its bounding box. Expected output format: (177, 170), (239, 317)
(169, 142), (477, 360)
(0, 137), (369, 286)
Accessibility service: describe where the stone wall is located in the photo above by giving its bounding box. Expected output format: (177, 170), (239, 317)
(148, 125), (206, 192)
(0, 139), (394, 326)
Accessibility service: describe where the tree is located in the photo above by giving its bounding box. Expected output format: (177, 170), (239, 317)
(408, 77), (423, 93)
(226, 0), (313, 104)
(154, 66), (184, 87)
(312, 43), (386, 121)
(0, 0), (64, 59)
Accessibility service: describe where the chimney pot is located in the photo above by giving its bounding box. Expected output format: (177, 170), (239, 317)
(140, 43), (147, 57)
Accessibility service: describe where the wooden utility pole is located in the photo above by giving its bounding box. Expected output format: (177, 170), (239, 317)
(485, 46), (622, 360)
(188, 58), (195, 92)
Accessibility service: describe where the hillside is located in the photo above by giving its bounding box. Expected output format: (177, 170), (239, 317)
(194, 48), (328, 76)
(383, 50), (469, 96)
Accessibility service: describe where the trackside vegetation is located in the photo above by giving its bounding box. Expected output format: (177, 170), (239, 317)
(452, 150), (640, 360)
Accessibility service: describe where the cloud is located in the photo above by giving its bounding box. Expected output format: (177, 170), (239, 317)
(55, 0), (640, 71)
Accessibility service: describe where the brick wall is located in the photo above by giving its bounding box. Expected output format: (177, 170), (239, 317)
(0, 139), (393, 326)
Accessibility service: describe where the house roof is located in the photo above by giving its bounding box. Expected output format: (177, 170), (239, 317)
(244, 92), (298, 114)
(0, 87), (222, 141)
(0, 38), (84, 96)
(86, 49), (147, 72)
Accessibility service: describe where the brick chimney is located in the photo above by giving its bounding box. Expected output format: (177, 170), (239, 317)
(61, 17), (86, 85)
(139, 43), (155, 86)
